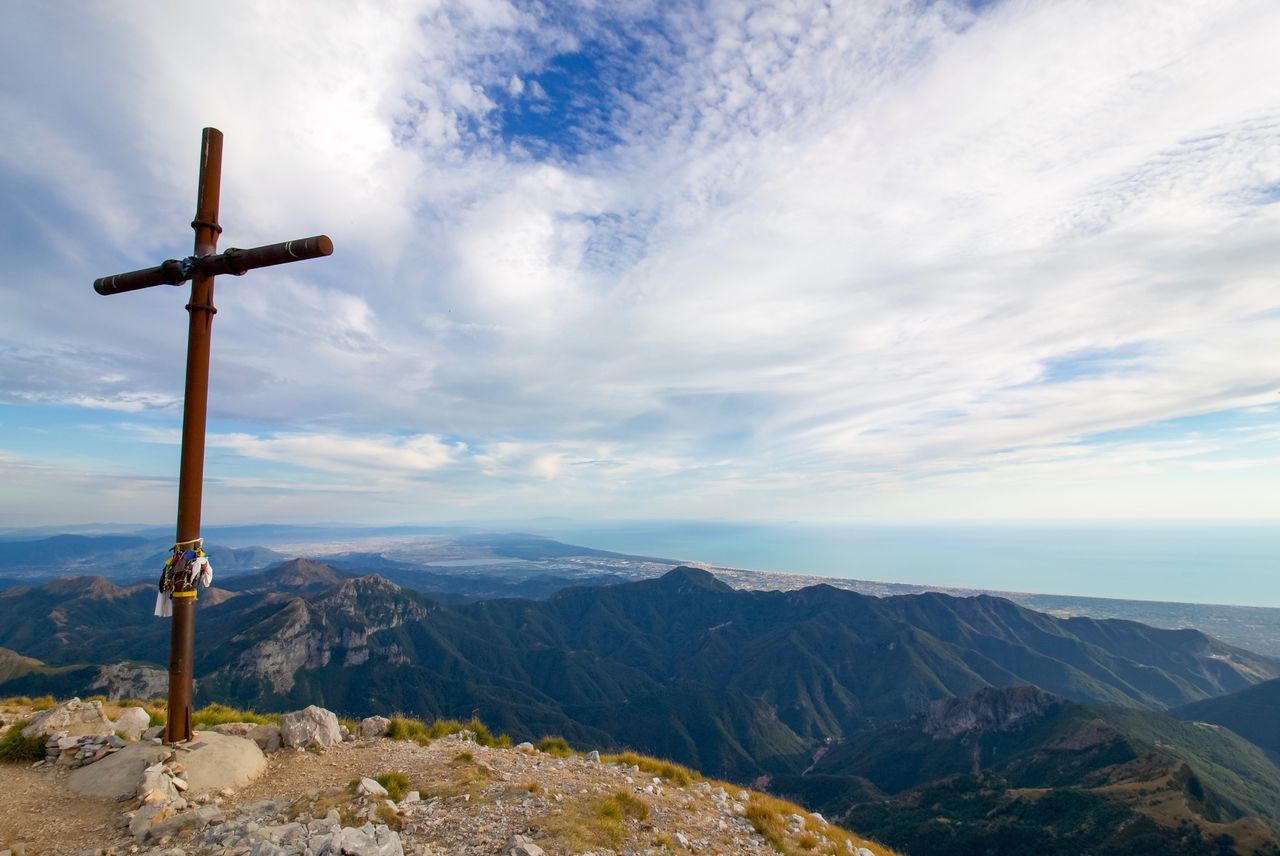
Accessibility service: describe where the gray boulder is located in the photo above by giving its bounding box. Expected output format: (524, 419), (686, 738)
(113, 707), (152, 740)
(210, 722), (256, 737)
(359, 715), (391, 738)
(249, 723), (283, 752)
(279, 705), (342, 749)
(504, 834), (546, 856)
(356, 777), (388, 797)
(143, 805), (223, 843)
(22, 698), (113, 738)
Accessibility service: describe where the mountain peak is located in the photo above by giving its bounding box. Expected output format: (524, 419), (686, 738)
(656, 566), (733, 593)
(269, 558), (348, 587)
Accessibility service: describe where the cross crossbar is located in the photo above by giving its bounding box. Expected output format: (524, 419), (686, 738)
(94, 235), (333, 295)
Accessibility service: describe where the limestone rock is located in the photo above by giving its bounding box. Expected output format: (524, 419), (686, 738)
(138, 763), (183, 805)
(279, 705), (342, 749)
(129, 803), (175, 842)
(357, 777), (388, 797)
(113, 707), (151, 740)
(359, 715), (390, 738)
(249, 723), (283, 752)
(21, 698), (112, 738)
(211, 721), (256, 737)
(921, 685), (1053, 740)
(144, 805), (223, 842)
(90, 663), (170, 700)
(503, 834), (546, 856)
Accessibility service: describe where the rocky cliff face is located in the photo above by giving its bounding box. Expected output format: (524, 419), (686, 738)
(920, 685), (1054, 740)
(88, 663), (171, 700)
(227, 576), (428, 693)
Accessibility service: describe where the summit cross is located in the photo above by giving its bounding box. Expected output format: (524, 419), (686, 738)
(93, 127), (333, 743)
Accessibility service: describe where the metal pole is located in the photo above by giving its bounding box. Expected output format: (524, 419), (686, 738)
(165, 127), (223, 743)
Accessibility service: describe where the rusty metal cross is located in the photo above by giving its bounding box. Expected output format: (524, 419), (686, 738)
(93, 128), (333, 743)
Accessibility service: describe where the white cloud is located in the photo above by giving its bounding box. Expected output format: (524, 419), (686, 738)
(2, 0), (1280, 524)
(207, 431), (461, 477)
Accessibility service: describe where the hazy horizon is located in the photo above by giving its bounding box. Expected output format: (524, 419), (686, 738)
(4, 518), (1277, 609)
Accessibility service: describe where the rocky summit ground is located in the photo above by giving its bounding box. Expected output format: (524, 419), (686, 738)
(0, 699), (894, 856)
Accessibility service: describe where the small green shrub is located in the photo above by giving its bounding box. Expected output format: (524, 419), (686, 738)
(597, 798), (622, 821)
(461, 717), (511, 747)
(385, 714), (511, 747)
(386, 715), (431, 744)
(536, 735), (574, 757)
(0, 720), (46, 763)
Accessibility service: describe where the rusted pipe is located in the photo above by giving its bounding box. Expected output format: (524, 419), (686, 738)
(94, 236), (333, 295)
(199, 235), (334, 277)
(165, 126), (225, 745)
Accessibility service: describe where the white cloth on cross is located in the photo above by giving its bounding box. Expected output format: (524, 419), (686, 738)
(192, 555), (213, 588)
(154, 591), (173, 618)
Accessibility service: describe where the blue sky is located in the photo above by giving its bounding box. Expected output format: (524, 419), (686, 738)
(1, 0), (1280, 529)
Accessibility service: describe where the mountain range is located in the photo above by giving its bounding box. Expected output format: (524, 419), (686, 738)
(773, 684), (1280, 855)
(2, 560), (1278, 853)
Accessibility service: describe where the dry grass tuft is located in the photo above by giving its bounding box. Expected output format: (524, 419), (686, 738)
(535, 735), (574, 757)
(190, 702), (279, 727)
(603, 751), (695, 786)
(535, 793), (638, 851)
(384, 714), (510, 747)
(745, 791), (899, 856)
(375, 771), (412, 801)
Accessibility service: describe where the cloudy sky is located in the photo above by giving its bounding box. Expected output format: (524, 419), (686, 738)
(2, 0), (1279, 528)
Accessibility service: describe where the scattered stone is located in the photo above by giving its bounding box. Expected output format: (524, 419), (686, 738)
(279, 705), (342, 750)
(586, 749), (601, 763)
(358, 715), (390, 738)
(674, 831), (691, 848)
(316, 822), (403, 856)
(357, 777), (389, 798)
(514, 742), (535, 753)
(143, 806), (224, 843)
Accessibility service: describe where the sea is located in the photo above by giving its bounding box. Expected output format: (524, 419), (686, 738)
(534, 520), (1280, 608)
